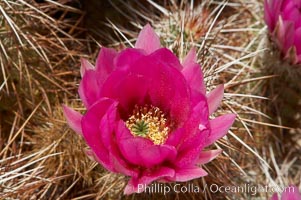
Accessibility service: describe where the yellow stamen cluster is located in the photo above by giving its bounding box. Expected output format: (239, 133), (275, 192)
(126, 105), (169, 145)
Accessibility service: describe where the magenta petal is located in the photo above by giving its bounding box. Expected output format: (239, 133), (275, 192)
(175, 131), (210, 168)
(95, 47), (116, 69)
(282, 185), (301, 200)
(114, 48), (145, 70)
(109, 152), (138, 177)
(171, 167), (207, 182)
(81, 98), (118, 171)
(264, 0), (273, 30)
(297, 54), (301, 63)
(175, 140), (206, 168)
(95, 47), (117, 78)
(115, 121), (134, 140)
(264, 0), (282, 31)
(87, 149), (135, 176)
(116, 123), (152, 166)
(205, 114), (236, 146)
(270, 193), (279, 200)
(137, 167), (175, 190)
(276, 17), (295, 53)
(146, 66), (190, 123)
(80, 58), (94, 78)
(281, 0), (291, 9)
(84, 149), (115, 172)
(165, 127), (185, 147)
(294, 28), (301, 54)
(62, 105), (83, 135)
(118, 137), (147, 166)
(126, 53), (190, 124)
(149, 48), (183, 70)
(101, 72), (149, 115)
(294, 0), (301, 7)
(182, 63), (206, 94)
(182, 48), (205, 93)
(100, 119), (139, 176)
(117, 125), (177, 167)
(135, 24), (161, 54)
(207, 84), (224, 115)
(175, 130), (210, 168)
(282, 1), (299, 24)
(139, 145), (177, 167)
(103, 49), (191, 123)
(177, 126), (209, 151)
(182, 48), (197, 68)
(99, 102), (118, 148)
(166, 98), (209, 148)
(78, 70), (100, 108)
(197, 149), (222, 164)
(124, 167), (175, 195)
(180, 99), (209, 146)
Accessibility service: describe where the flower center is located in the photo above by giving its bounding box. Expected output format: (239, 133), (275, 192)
(126, 105), (170, 145)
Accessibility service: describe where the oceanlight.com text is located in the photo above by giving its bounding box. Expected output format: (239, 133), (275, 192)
(137, 183), (296, 196)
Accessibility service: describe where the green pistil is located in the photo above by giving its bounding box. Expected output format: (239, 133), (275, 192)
(131, 120), (149, 137)
(126, 105), (170, 145)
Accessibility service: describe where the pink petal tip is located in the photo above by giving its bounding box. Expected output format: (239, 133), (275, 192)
(62, 105), (83, 135)
(135, 24), (161, 54)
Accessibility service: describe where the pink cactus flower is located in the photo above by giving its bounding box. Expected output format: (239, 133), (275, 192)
(264, 0), (301, 64)
(271, 185), (301, 200)
(63, 24), (236, 194)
